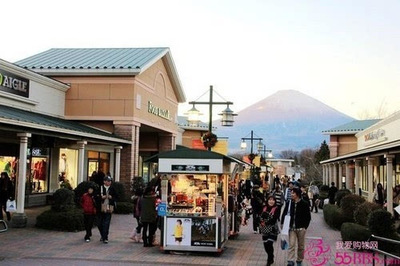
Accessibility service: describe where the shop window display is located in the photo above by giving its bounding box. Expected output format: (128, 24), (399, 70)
(30, 156), (48, 193)
(0, 157), (18, 181)
(87, 151), (110, 180)
(59, 149), (78, 189)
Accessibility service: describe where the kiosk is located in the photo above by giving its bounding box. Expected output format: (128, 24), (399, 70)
(147, 148), (242, 253)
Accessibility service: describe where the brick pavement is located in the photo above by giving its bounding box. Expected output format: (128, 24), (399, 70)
(0, 207), (359, 266)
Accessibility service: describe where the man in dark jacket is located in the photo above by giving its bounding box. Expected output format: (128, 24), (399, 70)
(328, 182), (338, 205)
(281, 187), (311, 266)
(96, 176), (118, 244)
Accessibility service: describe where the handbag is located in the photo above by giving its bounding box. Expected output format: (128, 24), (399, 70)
(281, 201), (291, 236)
(101, 186), (114, 213)
(6, 199), (17, 213)
(101, 203), (114, 213)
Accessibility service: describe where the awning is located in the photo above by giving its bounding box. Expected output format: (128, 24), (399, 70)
(0, 104), (131, 145)
(321, 139), (400, 164)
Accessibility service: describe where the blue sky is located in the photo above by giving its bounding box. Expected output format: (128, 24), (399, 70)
(2, 0), (400, 120)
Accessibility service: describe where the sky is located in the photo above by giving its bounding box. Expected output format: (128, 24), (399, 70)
(2, 0), (400, 120)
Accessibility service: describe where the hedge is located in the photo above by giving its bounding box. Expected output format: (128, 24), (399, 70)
(353, 201), (381, 226)
(341, 222), (371, 245)
(36, 208), (84, 231)
(340, 194), (365, 221)
(323, 204), (350, 230)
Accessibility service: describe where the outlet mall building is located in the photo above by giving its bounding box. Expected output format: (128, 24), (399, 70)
(0, 48), (186, 226)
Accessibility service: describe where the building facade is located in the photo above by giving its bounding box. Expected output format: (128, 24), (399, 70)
(321, 114), (400, 215)
(16, 48), (186, 191)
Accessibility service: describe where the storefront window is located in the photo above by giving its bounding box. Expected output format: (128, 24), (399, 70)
(29, 148), (49, 193)
(87, 151), (110, 180)
(59, 148), (78, 189)
(0, 156), (18, 181)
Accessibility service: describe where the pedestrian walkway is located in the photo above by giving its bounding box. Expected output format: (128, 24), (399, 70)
(0, 207), (356, 266)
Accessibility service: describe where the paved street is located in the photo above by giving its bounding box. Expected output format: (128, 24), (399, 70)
(0, 207), (358, 266)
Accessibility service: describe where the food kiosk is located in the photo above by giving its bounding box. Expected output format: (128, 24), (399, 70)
(148, 148), (242, 253)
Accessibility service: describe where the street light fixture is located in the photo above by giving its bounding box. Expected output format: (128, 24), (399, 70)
(187, 85), (237, 151)
(240, 130), (263, 164)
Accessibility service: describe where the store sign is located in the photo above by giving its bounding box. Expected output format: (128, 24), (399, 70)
(364, 128), (386, 145)
(148, 101), (171, 120)
(0, 69), (29, 98)
(171, 165), (209, 172)
(157, 202), (167, 216)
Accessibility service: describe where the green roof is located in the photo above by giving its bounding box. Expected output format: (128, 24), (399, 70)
(16, 48), (168, 72)
(0, 105), (130, 144)
(15, 48), (186, 102)
(322, 119), (381, 135)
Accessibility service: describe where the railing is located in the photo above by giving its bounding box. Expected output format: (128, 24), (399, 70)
(369, 234), (400, 266)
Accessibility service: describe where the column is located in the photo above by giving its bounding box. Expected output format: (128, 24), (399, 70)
(338, 162), (343, 188)
(328, 164), (333, 185)
(385, 154), (395, 216)
(12, 133), (31, 228)
(367, 157), (375, 202)
(323, 165), (327, 185)
(345, 160), (352, 192)
(333, 163), (338, 187)
(354, 159), (361, 196)
(114, 146), (123, 182)
(77, 140), (87, 184)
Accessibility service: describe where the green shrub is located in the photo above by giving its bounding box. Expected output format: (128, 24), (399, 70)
(354, 201), (381, 226)
(131, 176), (145, 195)
(335, 189), (351, 207)
(368, 209), (400, 255)
(114, 201), (134, 214)
(341, 222), (371, 245)
(319, 184), (329, 192)
(74, 181), (99, 205)
(52, 188), (75, 212)
(368, 209), (396, 238)
(113, 181), (127, 202)
(340, 194), (365, 221)
(323, 204), (350, 230)
(36, 208), (84, 231)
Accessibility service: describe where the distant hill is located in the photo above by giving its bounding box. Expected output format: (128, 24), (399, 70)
(214, 90), (353, 156)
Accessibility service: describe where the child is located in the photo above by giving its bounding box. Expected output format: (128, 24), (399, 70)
(80, 185), (97, 242)
(241, 198), (252, 226)
(174, 219), (183, 245)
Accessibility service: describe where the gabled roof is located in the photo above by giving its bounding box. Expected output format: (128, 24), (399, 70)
(15, 48), (186, 102)
(0, 104), (131, 144)
(322, 119), (381, 135)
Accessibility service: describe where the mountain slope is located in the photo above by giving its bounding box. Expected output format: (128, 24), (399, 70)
(215, 90), (353, 155)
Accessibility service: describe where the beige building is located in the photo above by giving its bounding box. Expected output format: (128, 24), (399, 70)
(16, 48), (186, 192)
(321, 115), (400, 215)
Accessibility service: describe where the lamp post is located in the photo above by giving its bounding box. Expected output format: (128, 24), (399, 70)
(240, 130), (263, 164)
(258, 144), (273, 164)
(187, 85), (237, 151)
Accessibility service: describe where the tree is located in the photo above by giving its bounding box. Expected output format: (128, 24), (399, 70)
(315, 140), (330, 162)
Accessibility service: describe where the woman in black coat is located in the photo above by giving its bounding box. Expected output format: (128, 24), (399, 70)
(260, 195), (280, 266)
(139, 186), (157, 247)
(0, 172), (15, 221)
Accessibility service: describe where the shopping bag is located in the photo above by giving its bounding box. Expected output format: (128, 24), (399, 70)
(101, 203), (114, 213)
(6, 200), (17, 212)
(281, 214), (290, 236)
(280, 234), (289, 250)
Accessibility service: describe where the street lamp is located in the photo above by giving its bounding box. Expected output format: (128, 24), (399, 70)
(187, 85), (237, 151)
(240, 130), (263, 164)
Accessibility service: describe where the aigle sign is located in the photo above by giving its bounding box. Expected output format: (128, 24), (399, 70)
(0, 69), (29, 98)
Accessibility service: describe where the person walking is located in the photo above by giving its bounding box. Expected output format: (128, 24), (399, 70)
(260, 195), (280, 266)
(281, 187), (311, 266)
(80, 185), (97, 242)
(130, 188), (143, 242)
(328, 182), (338, 204)
(97, 176), (117, 244)
(0, 172), (15, 222)
(139, 186), (157, 247)
(251, 184), (264, 234)
(373, 183), (385, 206)
(309, 183), (320, 213)
(272, 185), (284, 213)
